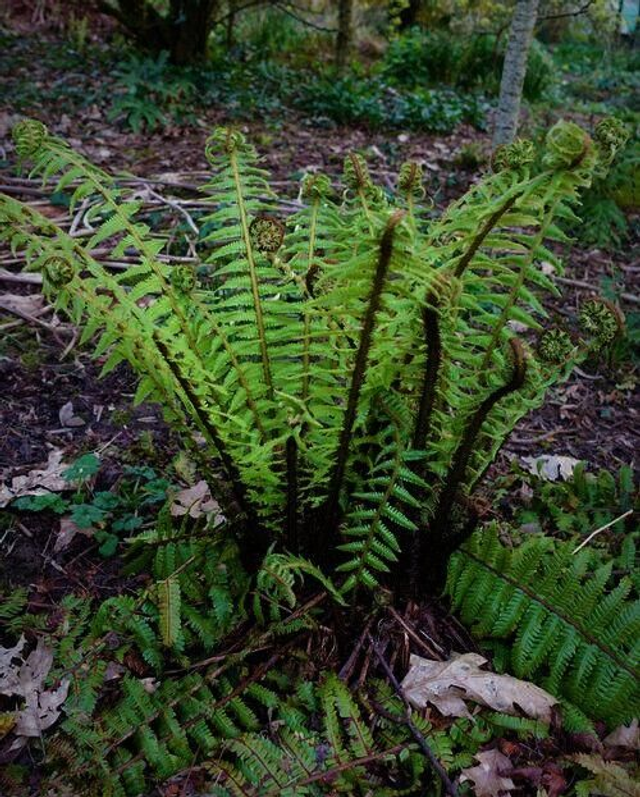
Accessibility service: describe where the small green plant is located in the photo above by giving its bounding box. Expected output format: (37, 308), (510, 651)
(10, 458), (172, 557)
(109, 52), (197, 132)
(1, 116), (627, 600)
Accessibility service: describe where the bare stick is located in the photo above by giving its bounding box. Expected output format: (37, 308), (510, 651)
(368, 633), (459, 797)
(572, 509), (634, 554)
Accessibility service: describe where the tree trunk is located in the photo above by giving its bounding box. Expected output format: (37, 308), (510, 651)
(99, 0), (218, 65)
(336, 0), (354, 72)
(492, 0), (540, 148)
(398, 0), (421, 30)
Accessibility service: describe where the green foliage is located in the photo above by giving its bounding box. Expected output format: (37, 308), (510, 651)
(10, 461), (172, 557)
(515, 462), (638, 555)
(108, 51), (197, 132)
(382, 29), (554, 101)
(446, 526), (640, 727)
(1, 118), (624, 597)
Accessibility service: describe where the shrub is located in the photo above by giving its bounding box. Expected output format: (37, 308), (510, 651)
(1, 117), (627, 599)
(382, 28), (554, 101)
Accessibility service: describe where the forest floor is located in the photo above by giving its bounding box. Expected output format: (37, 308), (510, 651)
(0, 20), (638, 797)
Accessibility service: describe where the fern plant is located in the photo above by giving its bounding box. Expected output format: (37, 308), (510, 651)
(0, 116), (627, 597)
(446, 526), (640, 729)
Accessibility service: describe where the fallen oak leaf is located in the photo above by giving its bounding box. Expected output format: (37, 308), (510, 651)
(54, 516), (94, 554)
(400, 652), (557, 722)
(521, 454), (581, 482)
(0, 449), (69, 508)
(604, 719), (639, 752)
(14, 677), (70, 737)
(170, 480), (225, 521)
(0, 638), (70, 738)
(460, 749), (515, 796)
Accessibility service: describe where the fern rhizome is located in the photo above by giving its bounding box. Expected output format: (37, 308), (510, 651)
(1, 116), (634, 796)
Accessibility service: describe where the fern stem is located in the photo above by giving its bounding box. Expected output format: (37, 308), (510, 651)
(229, 150), (274, 398)
(153, 333), (261, 540)
(412, 295), (442, 451)
(453, 193), (520, 278)
(434, 338), (526, 525)
(324, 211), (405, 533)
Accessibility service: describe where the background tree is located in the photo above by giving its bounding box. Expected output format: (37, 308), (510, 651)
(98, 0), (220, 65)
(493, 0), (541, 147)
(336, 0), (354, 71)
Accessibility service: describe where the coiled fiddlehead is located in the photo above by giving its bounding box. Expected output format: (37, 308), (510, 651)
(579, 298), (625, 349)
(543, 120), (594, 171)
(536, 328), (574, 364)
(250, 216), (285, 254)
(170, 266), (197, 294)
(491, 139), (535, 173)
(12, 119), (48, 160)
(43, 255), (76, 288)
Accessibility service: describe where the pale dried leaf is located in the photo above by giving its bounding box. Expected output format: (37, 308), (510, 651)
(460, 750), (515, 797)
(0, 639), (69, 737)
(54, 517), (93, 554)
(14, 678), (69, 737)
(0, 636), (27, 696)
(401, 653), (557, 722)
(59, 401), (85, 428)
(170, 480), (225, 521)
(604, 719), (639, 751)
(521, 455), (581, 481)
(0, 450), (71, 508)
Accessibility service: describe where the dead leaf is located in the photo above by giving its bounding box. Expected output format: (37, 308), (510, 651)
(0, 638), (69, 738)
(400, 653), (557, 722)
(0, 636), (27, 696)
(604, 719), (640, 751)
(170, 480), (225, 521)
(521, 455), (581, 481)
(0, 449), (71, 508)
(54, 517), (93, 554)
(59, 401), (85, 428)
(14, 678), (69, 737)
(460, 750), (515, 796)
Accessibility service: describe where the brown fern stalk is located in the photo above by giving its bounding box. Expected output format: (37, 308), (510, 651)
(323, 211), (405, 538)
(453, 194), (520, 278)
(423, 339), (527, 585)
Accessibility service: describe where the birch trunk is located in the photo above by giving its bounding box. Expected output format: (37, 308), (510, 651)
(493, 0), (541, 147)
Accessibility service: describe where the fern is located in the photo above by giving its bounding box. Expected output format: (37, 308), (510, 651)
(1, 116), (627, 599)
(446, 527), (640, 726)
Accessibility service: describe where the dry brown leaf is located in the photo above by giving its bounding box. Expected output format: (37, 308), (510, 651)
(0, 636), (27, 696)
(400, 653), (556, 722)
(460, 750), (515, 797)
(170, 480), (225, 521)
(0, 449), (71, 508)
(54, 517), (93, 554)
(521, 455), (581, 481)
(604, 719), (640, 751)
(0, 638), (69, 738)
(58, 401), (85, 428)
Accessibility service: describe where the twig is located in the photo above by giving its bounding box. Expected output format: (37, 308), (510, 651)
(386, 605), (444, 659)
(368, 634), (459, 797)
(554, 275), (640, 306)
(572, 509), (634, 554)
